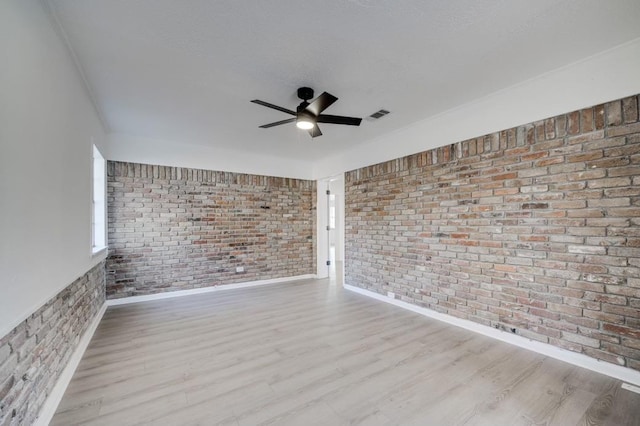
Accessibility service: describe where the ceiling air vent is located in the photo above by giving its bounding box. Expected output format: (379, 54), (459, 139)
(369, 109), (390, 119)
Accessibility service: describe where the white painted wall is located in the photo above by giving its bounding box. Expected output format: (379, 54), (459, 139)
(0, 0), (107, 338)
(312, 37), (640, 178)
(107, 133), (315, 180)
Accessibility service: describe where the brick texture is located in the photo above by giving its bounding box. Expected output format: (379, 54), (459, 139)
(0, 262), (105, 425)
(345, 94), (640, 371)
(106, 162), (316, 299)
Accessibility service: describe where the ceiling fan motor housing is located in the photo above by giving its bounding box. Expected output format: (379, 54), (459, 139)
(297, 87), (314, 101)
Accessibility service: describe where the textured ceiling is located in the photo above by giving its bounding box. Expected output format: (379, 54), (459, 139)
(49, 0), (640, 162)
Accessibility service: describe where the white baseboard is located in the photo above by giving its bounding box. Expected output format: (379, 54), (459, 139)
(344, 284), (640, 387)
(35, 302), (108, 426)
(106, 274), (318, 306)
(622, 383), (640, 394)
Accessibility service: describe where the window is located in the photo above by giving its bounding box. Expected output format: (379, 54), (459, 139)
(92, 145), (106, 253)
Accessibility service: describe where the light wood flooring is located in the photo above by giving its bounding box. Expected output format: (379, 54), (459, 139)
(52, 279), (640, 425)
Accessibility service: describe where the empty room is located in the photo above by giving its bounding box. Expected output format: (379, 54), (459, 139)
(3, 0), (640, 425)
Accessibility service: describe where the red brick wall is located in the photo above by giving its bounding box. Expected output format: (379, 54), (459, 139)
(0, 262), (104, 425)
(345, 94), (640, 370)
(107, 162), (316, 299)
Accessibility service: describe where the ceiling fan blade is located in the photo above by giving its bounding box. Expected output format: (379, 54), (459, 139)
(305, 92), (338, 116)
(251, 99), (296, 115)
(308, 124), (322, 138)
(317, 114), (362, 126)
(259, 118), (296, 128)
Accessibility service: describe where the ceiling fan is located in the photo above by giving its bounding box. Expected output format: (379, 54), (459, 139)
(251, 87), (362, 138)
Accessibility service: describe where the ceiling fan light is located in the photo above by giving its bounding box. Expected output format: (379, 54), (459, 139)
(296, 117), (315, 130)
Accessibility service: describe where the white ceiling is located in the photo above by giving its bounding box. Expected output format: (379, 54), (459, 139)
(49, 0), (640, 165)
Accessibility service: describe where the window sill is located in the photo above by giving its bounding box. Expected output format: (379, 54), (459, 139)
(92, 246), (108, 257)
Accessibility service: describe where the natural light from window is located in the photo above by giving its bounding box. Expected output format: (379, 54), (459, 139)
(92, 145), (106, 253)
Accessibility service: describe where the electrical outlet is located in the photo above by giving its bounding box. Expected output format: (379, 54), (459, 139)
(387, 291), (395, 299)
(236, 266), (244, 273)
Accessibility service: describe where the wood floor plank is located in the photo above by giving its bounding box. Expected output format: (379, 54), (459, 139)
(52, 279), (640, 425)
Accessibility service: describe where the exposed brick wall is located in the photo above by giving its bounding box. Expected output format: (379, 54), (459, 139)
(345, 94), (640, 371)
(107, 162), (316, 299)
(0, 262), (105, 425)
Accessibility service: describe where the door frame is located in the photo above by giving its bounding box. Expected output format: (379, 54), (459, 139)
(316, 174), (345, 282)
